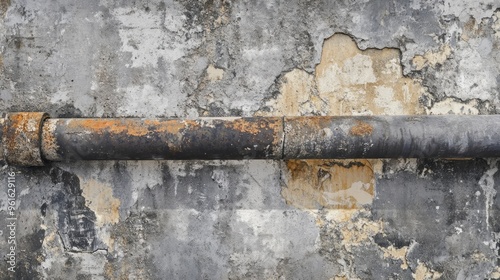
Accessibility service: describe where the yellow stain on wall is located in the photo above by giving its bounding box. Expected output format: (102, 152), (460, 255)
(282, 160), (375, 209)
(413, 261), (443, 280)
(382, 245), (409, 270)
(262, 33), (424, 117)
(81, 179), (121, 226)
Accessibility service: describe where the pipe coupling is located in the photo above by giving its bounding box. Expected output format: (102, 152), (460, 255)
(1, 112), (49, 166)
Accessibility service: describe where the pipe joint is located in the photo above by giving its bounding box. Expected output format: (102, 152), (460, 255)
(1, 112), (49, 166)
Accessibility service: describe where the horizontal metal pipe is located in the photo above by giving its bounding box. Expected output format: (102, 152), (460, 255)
(2, 112), (500, 166)
(41, 117), (284, 162)
(284, 115), (500, 159)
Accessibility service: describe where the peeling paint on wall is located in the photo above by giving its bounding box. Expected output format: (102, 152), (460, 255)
(412, 44), (452, 71)
(81, 179), (120, 227)
(413, 261), (443, 280)
(261, 34), (425, 117)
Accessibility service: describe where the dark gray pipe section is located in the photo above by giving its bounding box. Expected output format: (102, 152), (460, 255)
(284, 115), (500, 159)
(2, 112), (500, 166)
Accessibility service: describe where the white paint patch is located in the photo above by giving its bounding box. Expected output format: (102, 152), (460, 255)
(19, 187), (30, 197)
(206, 64), (225, 81)
(234, 210), (316, 259)
(316, 63), (342, 94)
(382, 58), (402, 76)
(342, 54), (377, 85)
(50, 90), (70, 104)
(478, 159), (498, 230)
(455, 48), (498, 101)
(439, 0), (498, 22)
(211, 169), (229, 188)
(71, 251), (108, 278)
(117, 84), (182, 117)
(374, 86), (404, 114)
(111, 4), (191, 68)
(428, 98), (479, 115)
(241, 46), (284, 89)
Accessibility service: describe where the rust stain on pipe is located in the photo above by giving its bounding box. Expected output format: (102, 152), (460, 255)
(2, 112), (48, 166)
(4, 112), (500, 166)
(65, 119), (202, 137)
(349, 121), (373, 136)
(40, 117), (284, 162)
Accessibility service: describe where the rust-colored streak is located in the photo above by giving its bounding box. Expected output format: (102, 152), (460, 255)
(143, 119), (200, 135)
(286, 116), (328, 130)
(286, 159), (311, 180)
(350, 121), (373, 136)
(68, 119), (149, 136)
(66, 119), (202, 137)
(223, 118), (280, 135)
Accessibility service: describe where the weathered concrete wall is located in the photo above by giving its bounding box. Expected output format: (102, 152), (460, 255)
(0, 0), (499, 279)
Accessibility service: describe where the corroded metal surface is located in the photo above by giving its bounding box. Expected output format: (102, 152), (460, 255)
(2, 112), (48, 166)
(284, 115), (500, 159)
(4, 113), (500, 166)
(41, 117), (284, 162)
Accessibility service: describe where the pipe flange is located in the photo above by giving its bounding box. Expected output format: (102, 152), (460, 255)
(2, 112), (49, 166)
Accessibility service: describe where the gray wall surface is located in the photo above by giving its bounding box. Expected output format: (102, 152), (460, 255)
(0, 0), (500, 279)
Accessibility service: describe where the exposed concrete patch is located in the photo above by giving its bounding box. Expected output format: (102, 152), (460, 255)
(412, 44), (452, 71)
(104, 211), (158, 279)
(427, 97), (480, 115)
(374, 159), (497, 278)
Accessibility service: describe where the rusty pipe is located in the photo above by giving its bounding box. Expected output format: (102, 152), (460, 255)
(2, 112), (500, 166)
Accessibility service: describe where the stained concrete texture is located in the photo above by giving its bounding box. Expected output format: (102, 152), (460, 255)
(0, 0), (500, 279)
